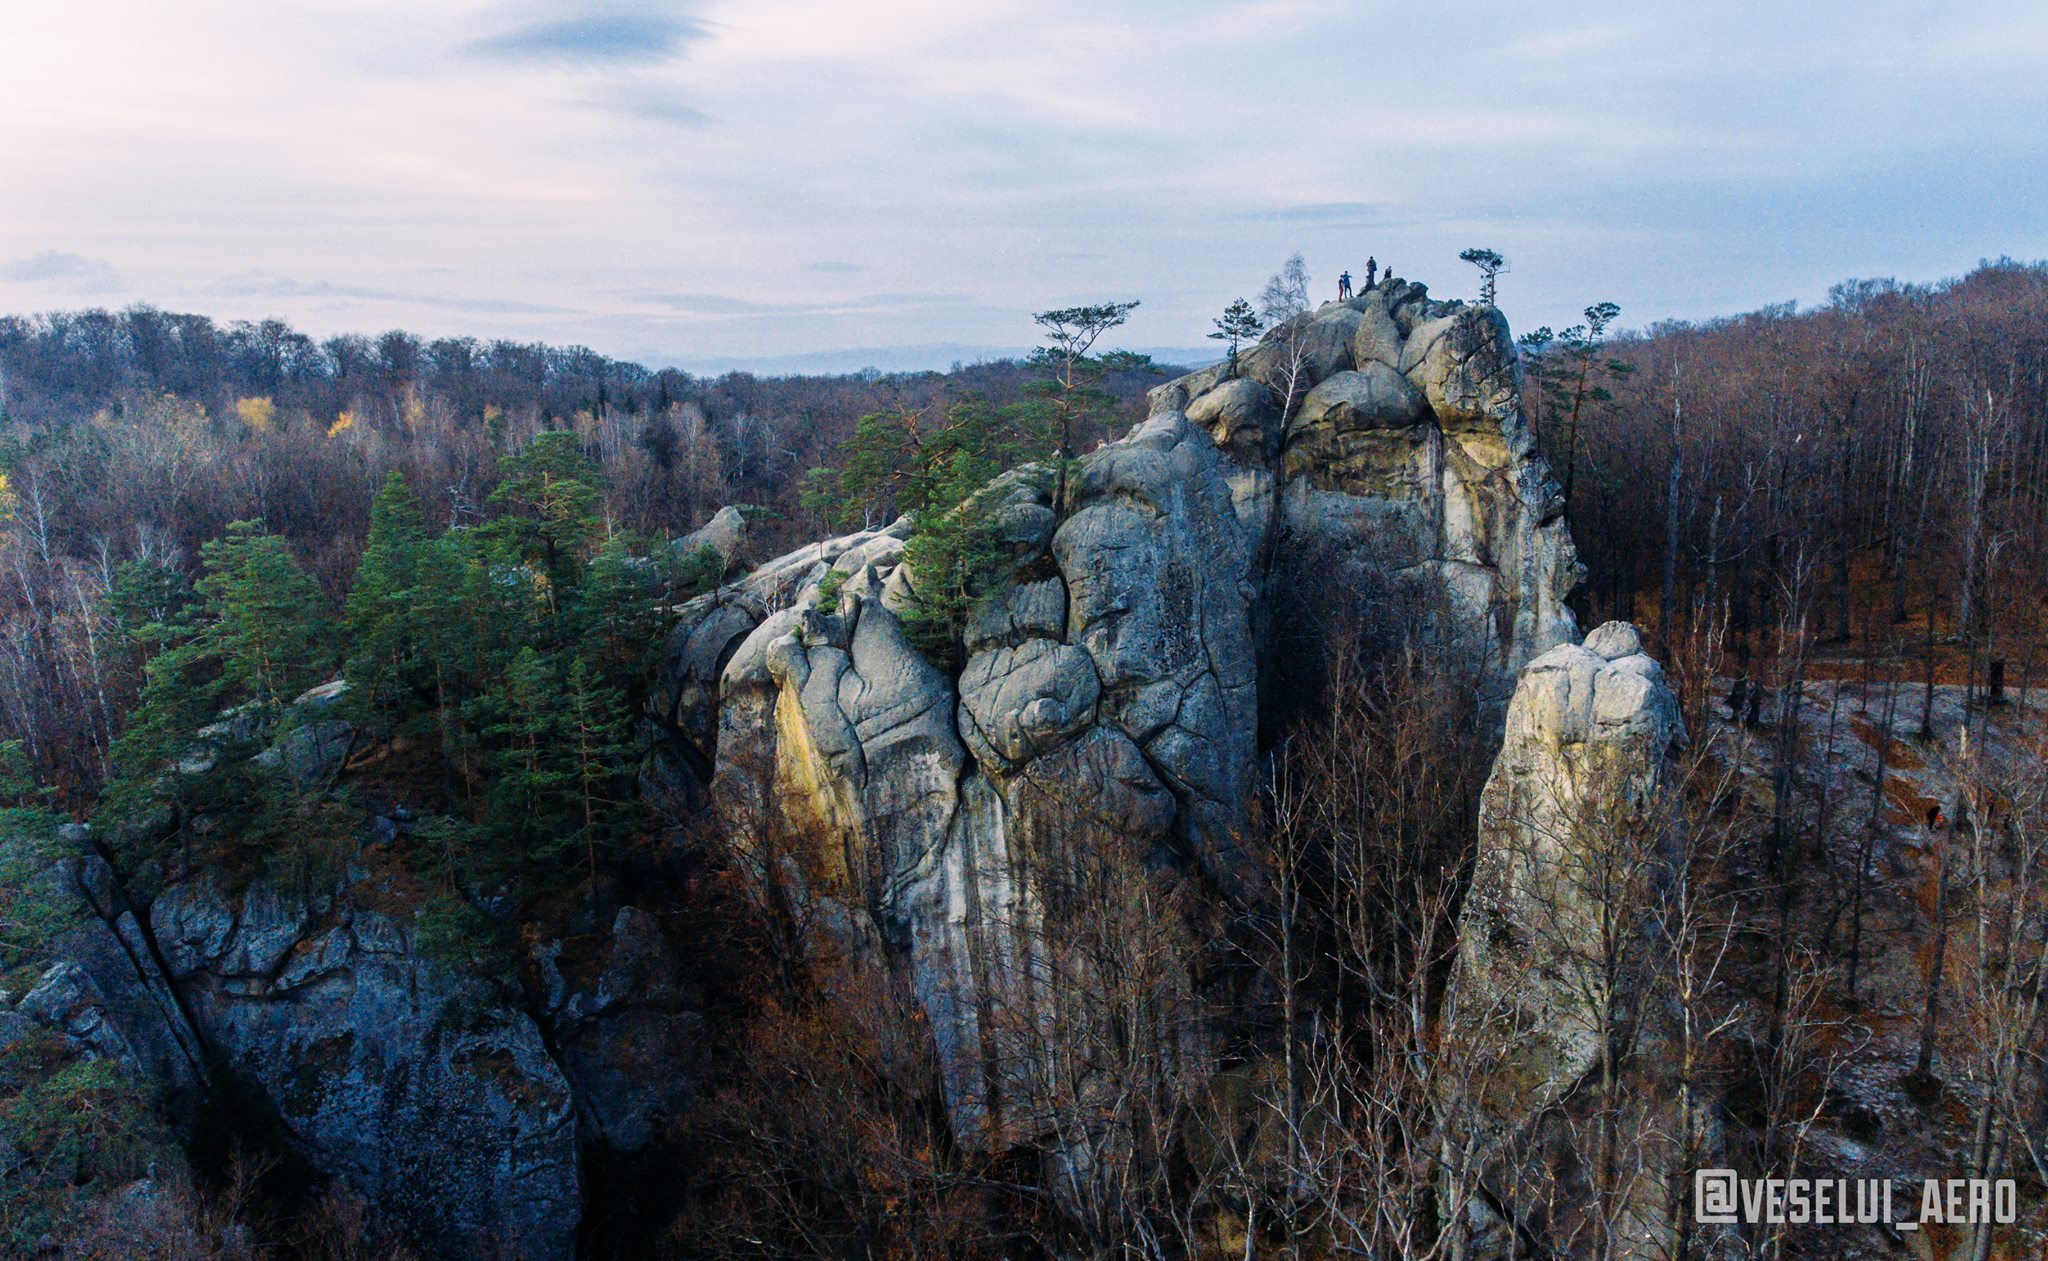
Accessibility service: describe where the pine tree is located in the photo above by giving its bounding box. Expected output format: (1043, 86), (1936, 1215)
(479, 646), (577, 877)
(1020, 301), (1142, 475)
(898, 458), (1018, 668)
(486, 430), (604, 607)
(195, 521), (335, 713)
(572, 533), (665, 698)
(563, 657), (634, 893)
(98, 639), (220, 863)
(344, 472), (430, 729)
(107, 559), (194, 647)
(1459, 247), (1508, 305)
(1210, 297), (1263, 376)
(412, 527), (542, 788)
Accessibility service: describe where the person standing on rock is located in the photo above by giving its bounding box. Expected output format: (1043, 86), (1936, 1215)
(1337, 270), (1353, 301)
(1365, 256), (1377, 288)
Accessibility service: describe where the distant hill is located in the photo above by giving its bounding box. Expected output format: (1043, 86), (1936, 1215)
(661, 343), (1218, 377)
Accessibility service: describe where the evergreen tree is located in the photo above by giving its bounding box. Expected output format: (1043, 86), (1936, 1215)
(1021, 301), (1142, 473)
(572, 533), (665, 698)
(478, 646), (577, 878)
(1459, 246), (1508, 305)
(486, 430), (604, 606)
(343, 471), (430, 729)
(101, 524), (330, 856)
(106, 559), (194, 647)
(413, 526), (543, 786)
(1209, 297), (1263, 376)
(563, 657), (635, 892)
(799, 465), (848, 535)
(195, 521), (335, 713)
(897, 456), (1025, 668)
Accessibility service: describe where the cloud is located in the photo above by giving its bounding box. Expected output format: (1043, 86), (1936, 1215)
(582, 80), (711, 126)
(637, 290), (958, 318)
(0, 250), (122, 293)
(1231, 202), (1395, 227)
(809, 261), (863, 273)
(461, 5), (708, 68)
(205, 271), (572, 315)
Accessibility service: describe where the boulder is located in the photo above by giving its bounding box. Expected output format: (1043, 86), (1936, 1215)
(254, 718), (354, 787)
(676, 505), (751, 575)
(1291, 363), (1431, 436)
(1187, 375), (1280, 464)
(957, 639), (1101, 771)
(1350, 292), (1406, 369)
(963, 577), (1067, 654)
(1402, 305), (1522, 438)
(1239, 304), (1358, 393)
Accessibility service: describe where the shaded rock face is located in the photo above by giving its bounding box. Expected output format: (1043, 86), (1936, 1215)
(537, 907), (707, 1155)
(1450, 622), (1686, 1255)
(648, 286), (1583, 1148)
(24, 851), (208, 1106)
(149, 874), (582, 1261)
(1161, 283), (1581, 692)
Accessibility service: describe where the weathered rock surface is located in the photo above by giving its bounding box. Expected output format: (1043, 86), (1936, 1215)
(1450, 622), (1685, 1254)
(1456, 626), (1682, 1107)
(1201, 283), (1580, 690)
(646, 282), (1592, 1150)
(150, 874), (581, 1261)
(538, 907), (705, 1154)
(29, 851), (208, 1104)
(677, 504), (752, 576)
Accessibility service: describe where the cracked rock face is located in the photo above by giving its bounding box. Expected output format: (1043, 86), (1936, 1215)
(1456, 625), (1684, 1111)
(652, 282), (1587, 1145)
(1450, 622), (1686, 1255)
(150, 874), (582, 1261)
(1182, 285), (1581, 692)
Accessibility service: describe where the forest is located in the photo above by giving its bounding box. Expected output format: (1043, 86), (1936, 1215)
(1, 260), (2045, 1260)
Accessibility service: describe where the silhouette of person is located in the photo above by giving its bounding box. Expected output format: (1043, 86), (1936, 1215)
(1365, 256), (1377, 288)
(1337, 270), (1352, 301)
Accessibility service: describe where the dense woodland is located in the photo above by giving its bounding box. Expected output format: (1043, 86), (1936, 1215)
(1537, 259), (2048, 695)
(2, 263), (2046, 1258)
(7, 262), (2047, 802)
(0, 308), (1168, 806)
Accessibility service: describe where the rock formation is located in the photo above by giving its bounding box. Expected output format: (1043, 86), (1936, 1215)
(647, 278), (1587, 1144)
(4, 821), (702, 1260)
(1449, 621), (1687, 1255)
(149, 873), (582, 1261)
(6, 278), (1640, 1256)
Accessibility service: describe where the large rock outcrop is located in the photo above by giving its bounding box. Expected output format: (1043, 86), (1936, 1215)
(149, 873), (582, 1261)
(15, 845), (208, 1108)
(649, 278), (1585, 1146)
(1449, 621), (1686, 1256)
(1159, 282), (1581, 689)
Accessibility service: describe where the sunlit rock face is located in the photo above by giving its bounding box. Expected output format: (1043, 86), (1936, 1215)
(650, 279), (1589, 1146)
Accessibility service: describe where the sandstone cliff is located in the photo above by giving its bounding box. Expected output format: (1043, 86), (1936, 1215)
(646, 278), (1589, 1144)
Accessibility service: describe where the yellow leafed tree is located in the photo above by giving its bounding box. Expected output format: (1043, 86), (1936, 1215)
(235, 396), (277, 432)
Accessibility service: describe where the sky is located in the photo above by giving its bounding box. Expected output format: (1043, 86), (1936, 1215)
(3, 0), (2046, 373)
